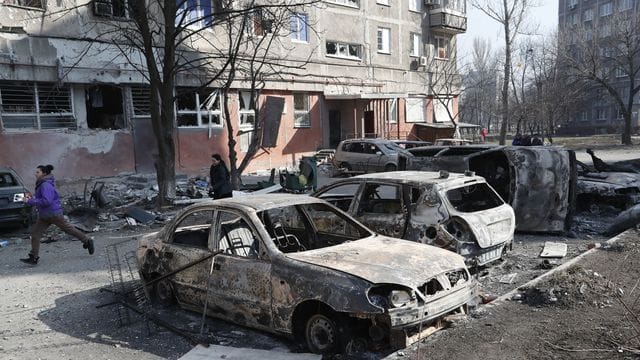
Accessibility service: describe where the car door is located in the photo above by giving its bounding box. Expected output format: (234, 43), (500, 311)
(206, 209), (273, 329)
(313, 181), (363, 213)
(354, 182), (408, 238)
(162, 209), (215, 308)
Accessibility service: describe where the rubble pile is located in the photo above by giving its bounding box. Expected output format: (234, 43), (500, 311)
(516, 265), (621, 308)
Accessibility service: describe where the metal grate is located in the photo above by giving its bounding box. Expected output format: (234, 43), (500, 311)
(131, 86), (151, 116)
(0, 82), (76, 130)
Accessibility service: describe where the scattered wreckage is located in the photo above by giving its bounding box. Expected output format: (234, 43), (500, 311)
(313, 171), (515, 266)
(398, 145), (576, 233)
(136, 194), (475, 354)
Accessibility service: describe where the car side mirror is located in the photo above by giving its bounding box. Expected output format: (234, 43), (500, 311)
(376, 151), (382, 156)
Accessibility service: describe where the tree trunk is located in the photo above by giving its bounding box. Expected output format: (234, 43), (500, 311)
(499, 1), (511, 146)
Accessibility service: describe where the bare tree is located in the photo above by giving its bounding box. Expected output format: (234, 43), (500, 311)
(471, 0), (538, 144)
(86, 0), (318, 206)
(560, 9), (640, 145)
(460, 38), (499, 134)
(426, 53), (464, 137)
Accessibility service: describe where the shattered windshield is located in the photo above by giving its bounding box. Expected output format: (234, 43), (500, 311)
(445, 183), (504, 212)
(258, 203), (371, 253)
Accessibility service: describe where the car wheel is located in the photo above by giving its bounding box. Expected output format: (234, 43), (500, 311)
(305, 313), (341, 354)
(384, 164), (397, 172)
(154, 279), (177, 306)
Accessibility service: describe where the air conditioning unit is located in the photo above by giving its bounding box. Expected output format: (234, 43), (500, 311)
(419, 56), (428, 66)
(93, 0), (114, 17)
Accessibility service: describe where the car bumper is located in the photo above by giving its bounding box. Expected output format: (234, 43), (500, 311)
(387, 284), (475, 329)
(460, 241), (509, 266)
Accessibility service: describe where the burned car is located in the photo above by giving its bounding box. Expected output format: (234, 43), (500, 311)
(398, 145), (576, 233)
(577, 161), (640, 210)
(313, 171), (515, 266)
(136, 194), (474, 354)
(0, 167), (32, 227)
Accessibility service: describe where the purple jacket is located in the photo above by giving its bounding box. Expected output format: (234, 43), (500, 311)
(27, 175), (63, 218)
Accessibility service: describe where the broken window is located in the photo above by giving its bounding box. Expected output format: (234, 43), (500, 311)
(3, 0), (43, 9)
(446, 183), (504, 213)
(0, 81), (76, 130)
(217, 210), (259, 258)
(326, 41), (362, 60)
(316, 183), (360, 211)
(358, 184), (403, 214)
(238, 90), (256, 128)
(259, 205), (310, 253)
(171, 210), (214, 248)
(303, 203), (368, 241)
(176, 88), (222, 128)
(85, 85), (125, 130)
(293, 93), (310, 128)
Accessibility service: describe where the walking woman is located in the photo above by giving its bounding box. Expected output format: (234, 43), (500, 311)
(20, 165), (94, 265)
(209, 154), (233, 199)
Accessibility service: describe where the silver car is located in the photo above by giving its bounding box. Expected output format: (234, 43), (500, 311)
(313, 171), (516, 266)
(333, 138), (402, 173)
(136, 194), (475, 354)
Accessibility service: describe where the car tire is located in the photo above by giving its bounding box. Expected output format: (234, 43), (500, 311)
(153, 279), (177, 306)
(305, 313), (342, 354)
(384, 164), (397, 172)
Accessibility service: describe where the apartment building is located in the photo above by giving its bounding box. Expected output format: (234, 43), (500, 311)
(0, 0), (466, 179)
(558, 0), (639, 135)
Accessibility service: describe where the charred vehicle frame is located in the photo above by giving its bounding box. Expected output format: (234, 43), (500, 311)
(313, 171), (515, 266)
(398, 145), (577, 233)
(136, 194), (475, 354)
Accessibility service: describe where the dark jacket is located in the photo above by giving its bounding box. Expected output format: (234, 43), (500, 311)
(27, 175), (63, 218)
(210, 163), (232, 198)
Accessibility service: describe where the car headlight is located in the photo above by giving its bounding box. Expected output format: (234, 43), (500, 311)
(390, 290), (413, 308)
(13, 193), (26, 202)
(368, 286), (416, 309)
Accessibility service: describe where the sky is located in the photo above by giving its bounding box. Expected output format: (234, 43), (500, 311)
(457, 0), (558, 62)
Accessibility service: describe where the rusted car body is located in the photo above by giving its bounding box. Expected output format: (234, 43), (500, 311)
(398, 146), (577, 233)
(313, 171), (515, 266)
(136, 194), (475, 354)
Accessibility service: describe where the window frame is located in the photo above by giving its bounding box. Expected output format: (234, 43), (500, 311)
(388, 98), (398, 124)
(175, 88), (223, 128)
(408, 0), (422, 12)
(238, 90), (256, 129)
(435, 36), (450, 60)
(0, 81), (76, 131)
(325, 0), (359, 9)
(293, 92), (311, 128)
(3, 0), (44, 9)
(599, 2), (612, 17)
(290, 13), (308, 43)
(377, 27), (391, 54)
(176, 0), (214, 29)
(326, 40), (363, 61)
(409, 32), (421, 57)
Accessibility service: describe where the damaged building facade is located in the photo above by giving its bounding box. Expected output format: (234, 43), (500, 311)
(0, 0), (467, 180)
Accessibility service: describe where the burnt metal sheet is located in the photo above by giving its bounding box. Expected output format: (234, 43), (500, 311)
(400, 146), (576, 233)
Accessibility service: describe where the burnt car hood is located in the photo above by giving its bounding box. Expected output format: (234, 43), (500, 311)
(286, 236), (466, 287)
(578, 172), (640, 194)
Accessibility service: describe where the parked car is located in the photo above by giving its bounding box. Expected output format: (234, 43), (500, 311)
(333, 138), (403, 173)
(136, 194), (475, 354)
(0, 167), (32, 227)
(313, 171), (515, 266)
(391, 140), (433, 149)
(398, 145), (576, 233)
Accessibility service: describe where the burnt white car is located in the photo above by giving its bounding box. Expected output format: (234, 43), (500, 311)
(313, 171), (515, 266)
(136, 194), (474, 354)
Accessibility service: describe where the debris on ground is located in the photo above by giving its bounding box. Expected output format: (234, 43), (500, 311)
(539, 242), (568, 258)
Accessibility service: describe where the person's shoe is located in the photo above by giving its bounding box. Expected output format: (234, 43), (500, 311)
(86, 238), (95, 255)
(19, 254), (39, 265)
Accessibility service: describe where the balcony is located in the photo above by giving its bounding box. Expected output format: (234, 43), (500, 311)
(427, 0), (467, 34)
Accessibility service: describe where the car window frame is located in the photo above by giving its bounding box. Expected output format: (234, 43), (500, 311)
(212, 208), (270, 260)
